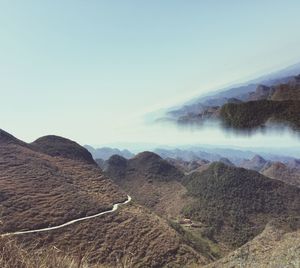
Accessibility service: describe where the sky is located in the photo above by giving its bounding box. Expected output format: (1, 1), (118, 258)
(1, 1), (300, 150)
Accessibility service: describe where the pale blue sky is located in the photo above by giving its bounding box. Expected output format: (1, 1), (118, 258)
(1, 1), (300, 148)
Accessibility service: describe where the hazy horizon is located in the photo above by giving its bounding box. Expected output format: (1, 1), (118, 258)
(1, 1), (300, 148)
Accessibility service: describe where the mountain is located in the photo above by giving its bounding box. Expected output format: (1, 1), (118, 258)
(0, 129), (124, 234)
(104, 153), (225, 260)
(182, 162), (300, 248)
(32, 135), (96, 164)
(84, 145), (134, 160)
(95, 158), (105, 169)
(104, 152), (187, 218)
(161, 65), (300, 132)
(218, 157), (234, 167)
(0, 129), (29, 148)
(165, 157), (210, 173)
(164, 63), (300, 118)
(206, 218), (300, 268)
(220, 99), (300, 131)
(218, 75), (300, 131)
(0, 130), (207, 267)
(287, 158), (300, 169)
(247, 74), (300, 101)
(154, 148), (222, 162)
(104, 154), (300, 261)
(239, 155), (268, 171)
(262, 161), (300, 188)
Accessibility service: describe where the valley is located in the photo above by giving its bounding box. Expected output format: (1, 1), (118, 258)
(2, 2), (300, 267)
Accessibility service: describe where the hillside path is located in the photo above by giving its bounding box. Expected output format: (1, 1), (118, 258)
(1, 195), (131, 237)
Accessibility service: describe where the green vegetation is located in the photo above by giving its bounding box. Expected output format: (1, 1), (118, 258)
(220, 100), (300, 131)
(182, 162), (300, 247)
(169, 220), (222, 261)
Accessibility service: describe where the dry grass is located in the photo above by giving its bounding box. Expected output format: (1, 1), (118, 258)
(0, 237), (92, 268)
(0, 134), (207, 267)
(12, 204), (206, 267)
(0, 236), (138, 268)
(0, 143), (126, 233)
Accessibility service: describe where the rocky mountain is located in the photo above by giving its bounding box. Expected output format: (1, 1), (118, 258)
(85, 145), (134, 160)
(0, 129), (207, 267)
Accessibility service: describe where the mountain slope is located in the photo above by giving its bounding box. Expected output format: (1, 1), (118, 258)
(32, 135), (95, 164)
(164, 63), (300, 118)
(104, 152), (188, 218)
(161, 66), (300, 131)
(182, 162), (300, 248)
(262, 161), (300, 188)
(206, 218), (300, 268)
(0, 130), (207, 267)
(85, 145), (134, 160)
(0, 131), (125, 233)
(220, 99), (300, 131)
(240, 155), (268, 171)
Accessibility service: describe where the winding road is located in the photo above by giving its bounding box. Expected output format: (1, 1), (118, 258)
(1, 195), (132, 237)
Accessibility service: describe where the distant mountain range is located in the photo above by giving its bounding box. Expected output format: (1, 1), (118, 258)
(86, 145), (300, 182)
(159, 63), (300, 132)
(91, 144), (300, 188)
(0, 129), (207, 267)
(2, 129), (300, 266)
(103, 151), (300, 263)
(84, 145), (134, 160)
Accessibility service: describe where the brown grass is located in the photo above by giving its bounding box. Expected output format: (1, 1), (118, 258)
(0, 143), (126, 233)
(12, 204), (206, 267)
(0, 236), (139, 268)
(0, 139), (207, 267)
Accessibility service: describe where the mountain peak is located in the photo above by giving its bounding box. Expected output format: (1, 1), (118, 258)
(31, 135), (95, 164)
(133, 151), (162, 162)
(219, 157), (235, 167)
(252, 155), (267, 163)
(0, 129), (27, 146)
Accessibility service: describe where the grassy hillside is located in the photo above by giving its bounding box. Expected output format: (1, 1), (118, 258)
(0, 130), (206, 267)
(0, 137), (124, 233)
(31, 135), (96, 164)
(182, 162), (300, 247)
(220, 100), (300, 131)
(206, 217), (300, 268)
(105, 152), (189, 218)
